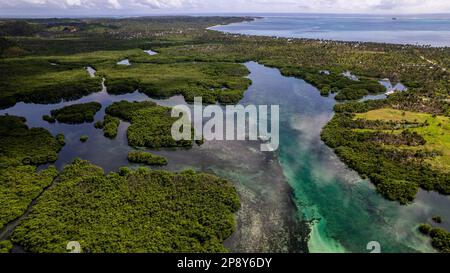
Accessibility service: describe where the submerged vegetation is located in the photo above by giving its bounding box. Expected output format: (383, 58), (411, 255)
(106, 101), (193, 148)
(48, 102), (102, 124)
(12, 159), (240, 253)
(128, 150), (168, 166)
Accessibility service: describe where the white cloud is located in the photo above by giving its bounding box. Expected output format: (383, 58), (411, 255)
(108, 0), (121, 9)
(0, 0), (449, 15)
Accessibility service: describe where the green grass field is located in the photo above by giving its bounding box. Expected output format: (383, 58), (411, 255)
(355, 108), (450, 171)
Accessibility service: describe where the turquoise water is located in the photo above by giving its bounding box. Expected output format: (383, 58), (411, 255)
(211, 15), (450, 46)
(2, 61), (449, 253)
(240, 62), (450, 253)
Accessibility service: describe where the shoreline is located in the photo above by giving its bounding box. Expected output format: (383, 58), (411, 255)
(209, 16), (450, 48)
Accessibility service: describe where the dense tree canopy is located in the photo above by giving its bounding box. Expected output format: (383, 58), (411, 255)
(106, 101), (193, 148)
(0, 115), (61, 231)
(0, 115), (62, 167)
(12, 159), (240, 253)
(48, 102), (102, 124)
(127, 150), (168, 166)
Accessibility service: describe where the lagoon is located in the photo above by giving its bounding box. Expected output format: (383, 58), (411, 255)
(1, 62), (449, 253)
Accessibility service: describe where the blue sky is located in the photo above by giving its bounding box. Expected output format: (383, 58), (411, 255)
(1, 0), (450, 17)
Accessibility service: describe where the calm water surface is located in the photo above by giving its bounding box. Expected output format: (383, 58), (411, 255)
(1, 62), (449, 253)
(211, 15), (450, 47)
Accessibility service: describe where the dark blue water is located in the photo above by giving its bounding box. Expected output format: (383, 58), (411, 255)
(211, 15), (450, 47)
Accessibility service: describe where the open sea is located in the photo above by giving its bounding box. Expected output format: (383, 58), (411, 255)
(211, 14), (450, 47)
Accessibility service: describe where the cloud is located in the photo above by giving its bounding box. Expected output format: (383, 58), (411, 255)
(0, 0), (449, 15)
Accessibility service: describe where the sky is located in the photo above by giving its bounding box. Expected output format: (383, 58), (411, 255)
(1, 0), (450, 17)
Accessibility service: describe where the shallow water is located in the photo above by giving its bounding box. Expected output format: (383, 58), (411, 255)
(361, 79), (407, 101)
(342, 71), (359, 81)
(240, 62), (450, 253)
(86, 66), (96, 78)
(117, 59), (131, 65)
(211, 15), (450, 47)
(144, 49), (158, 56)
(0, 66), (308, 252)
(1, 62), (449, 253)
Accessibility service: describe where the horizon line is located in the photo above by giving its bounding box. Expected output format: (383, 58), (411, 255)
(1, 12), (450, 20)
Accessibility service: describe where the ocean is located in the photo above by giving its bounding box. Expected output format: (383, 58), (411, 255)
(211, 14), (450, 47)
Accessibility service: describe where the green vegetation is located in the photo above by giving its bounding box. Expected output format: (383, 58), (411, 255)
(1, 16), (450, 252)
(419, 224), (433, 235)
(0, 21), (41, 37)
(0, 115), (60, 231)
(0, 56), (102, 109)
(106, 101), (192, 148)
(432, 216), (443, 224)
(278, 68), (386, 100)
(103, 60), (251, 104)
(0, 165), (58, 230)
(418, 224), (450, 253)
(0, 48), (250, 108)
(3, 16), (447, 107)
(0, 20), (251, 108)
(321, 106), (450, 204)
(0, 115), (62, 167)
(42, 115), (55, 123)
(0, 37), (19, 57)
(79, 135), (89, 142)
(55, 134), (66, 146)
(354, 109), (450, 170)
(12, 159), (240, 253)
(105, 100), (157, 120)
(94, 115), (120, 138)
(128, 150), (168, 166)
(0, 240), (13, 253)
(157, 31), (448, 104)
(48, 102), (102, 124)
(0, 17), (249, 56)
(1, 16), (448, 107)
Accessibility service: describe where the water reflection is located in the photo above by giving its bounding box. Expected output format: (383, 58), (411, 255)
(240, 61), (449, 253)
(1, 62), (448, 253)
(86, 66), (96, 78)
(361, 79), (408, 101)
(117, 59), (131, 66)
(144, 49), (158, 56)
(342, 71), (359, 81)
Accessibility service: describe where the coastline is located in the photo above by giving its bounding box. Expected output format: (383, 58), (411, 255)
(210, 15), (450, 47)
